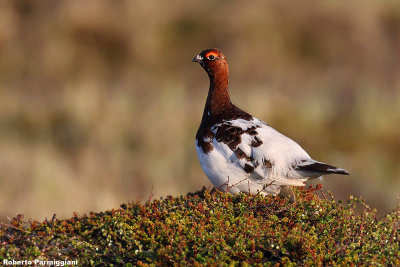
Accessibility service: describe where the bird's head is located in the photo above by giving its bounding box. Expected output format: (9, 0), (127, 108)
(192, 48), (228, 77)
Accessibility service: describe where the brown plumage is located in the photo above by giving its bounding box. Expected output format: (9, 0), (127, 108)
(193, 48), (253, 154)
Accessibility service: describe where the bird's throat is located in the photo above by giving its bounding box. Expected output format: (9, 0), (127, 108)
(205, 71), (231, 115)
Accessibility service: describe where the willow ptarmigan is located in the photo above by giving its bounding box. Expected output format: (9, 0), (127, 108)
(193, 48), (349, 196)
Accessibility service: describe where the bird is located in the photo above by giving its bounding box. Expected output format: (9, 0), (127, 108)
(192, 48), (349, 197)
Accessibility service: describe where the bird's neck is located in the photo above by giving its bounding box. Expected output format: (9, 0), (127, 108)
(204, 69), (232, 116)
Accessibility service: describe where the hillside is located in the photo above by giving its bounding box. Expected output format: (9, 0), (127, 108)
(1, 186), (399, 265)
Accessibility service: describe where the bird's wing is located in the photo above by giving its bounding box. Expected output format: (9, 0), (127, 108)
(211, 117), (313, 186)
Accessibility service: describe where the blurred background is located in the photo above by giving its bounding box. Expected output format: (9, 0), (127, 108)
(0, 0), (399, 222)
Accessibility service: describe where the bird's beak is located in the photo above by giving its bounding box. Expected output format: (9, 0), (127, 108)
(192, 54), (203, 63)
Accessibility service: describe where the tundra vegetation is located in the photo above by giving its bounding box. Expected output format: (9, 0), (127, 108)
(1, 186), (399, 265)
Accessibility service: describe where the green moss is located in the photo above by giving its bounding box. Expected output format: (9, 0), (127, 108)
(1, 186), (399, 265)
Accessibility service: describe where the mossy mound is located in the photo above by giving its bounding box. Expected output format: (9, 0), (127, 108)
(1, 186), (399, 266)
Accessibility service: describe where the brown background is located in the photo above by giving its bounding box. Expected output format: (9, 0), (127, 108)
(1, 0), (399, 221)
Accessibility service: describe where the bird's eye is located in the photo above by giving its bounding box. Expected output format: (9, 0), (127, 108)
(207, 55), (215, 60)
(205, 51), (218, 60)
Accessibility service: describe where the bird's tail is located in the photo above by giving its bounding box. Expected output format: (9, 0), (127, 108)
(294, 160), (349, 176)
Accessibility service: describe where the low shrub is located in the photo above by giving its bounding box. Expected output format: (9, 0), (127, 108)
(1, 186), (399, 265)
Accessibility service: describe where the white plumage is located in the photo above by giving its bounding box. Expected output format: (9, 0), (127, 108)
(196, 118), (312, 195)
